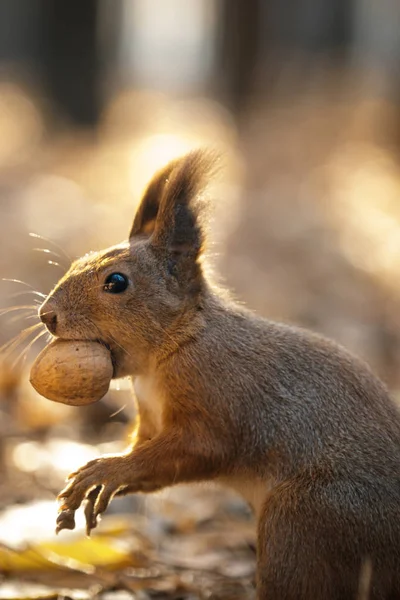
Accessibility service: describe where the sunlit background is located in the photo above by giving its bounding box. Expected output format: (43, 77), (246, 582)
(0, 1), (399, 597)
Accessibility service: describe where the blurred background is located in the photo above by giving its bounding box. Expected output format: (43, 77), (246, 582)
(0, 1), (399, 598)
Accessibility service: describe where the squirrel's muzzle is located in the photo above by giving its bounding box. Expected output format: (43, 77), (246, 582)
(39, 302), (58, 336)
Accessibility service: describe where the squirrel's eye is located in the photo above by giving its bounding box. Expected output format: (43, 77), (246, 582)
(103, 273), (129, 294)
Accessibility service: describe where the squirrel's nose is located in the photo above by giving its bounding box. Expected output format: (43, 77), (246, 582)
(39, 304), (58, 335)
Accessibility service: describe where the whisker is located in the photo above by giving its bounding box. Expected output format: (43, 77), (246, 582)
(33, 247), (68, 264)
(88, 319), (134, 360)
(85, 283), (106, 292)
(87, 310), (178, 361)
(0, 305), (37, 317)
(29, 232), (72, 262)
(7, 290), (46, 300)
(0, 322), (43, 355)
(8, 312), (39, 325)
(142, 302), (180, 353)
(47, 260), (63, 269)
(2, 278), (42, 293)
(12, 328), (47, 370)
(108, 333), (133, 358)
(109, 405), (127, 418)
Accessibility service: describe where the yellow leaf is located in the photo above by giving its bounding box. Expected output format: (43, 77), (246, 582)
(0, 536), (133, 573)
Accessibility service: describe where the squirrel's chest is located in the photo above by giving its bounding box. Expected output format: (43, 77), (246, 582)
(133, 375), (164, 433)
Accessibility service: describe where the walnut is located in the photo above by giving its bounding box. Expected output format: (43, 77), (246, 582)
(30, 340), (113, 406)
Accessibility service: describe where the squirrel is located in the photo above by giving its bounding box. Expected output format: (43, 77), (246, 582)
(38, 150), (400, 600)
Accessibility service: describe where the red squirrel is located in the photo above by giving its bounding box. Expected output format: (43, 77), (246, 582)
(39, 150), (400, 599)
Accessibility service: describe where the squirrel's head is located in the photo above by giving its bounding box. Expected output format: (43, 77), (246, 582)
(39, 150), (216, 377)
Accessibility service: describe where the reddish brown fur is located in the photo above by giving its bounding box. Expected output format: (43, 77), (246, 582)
(39, 150), (400, 599)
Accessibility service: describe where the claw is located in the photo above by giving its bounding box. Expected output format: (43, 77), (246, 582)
(57, 480), (74, 500)
(94, 485), (115, 519)
(56, 508), (76, 534)
(55, 455), (133, 534)
(84, 486), (101, 536)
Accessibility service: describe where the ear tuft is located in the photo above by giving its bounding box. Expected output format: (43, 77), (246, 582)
(151, 148), (219, 255)
(130, 159), (179, 238)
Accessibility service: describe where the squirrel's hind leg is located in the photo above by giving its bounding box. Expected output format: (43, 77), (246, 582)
(256, 480), (356, 600)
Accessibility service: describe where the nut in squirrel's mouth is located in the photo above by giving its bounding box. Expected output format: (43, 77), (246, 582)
(95, 340), (130, 379)
(52, 335), (124, 379)
(95, 339), (112, 353)
(95, 339), (118, 377)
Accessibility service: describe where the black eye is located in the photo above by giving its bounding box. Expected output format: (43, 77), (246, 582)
(103, 273), (129, 294)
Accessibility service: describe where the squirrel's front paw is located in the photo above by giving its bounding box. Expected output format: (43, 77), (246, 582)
(56, 455), (133, 535)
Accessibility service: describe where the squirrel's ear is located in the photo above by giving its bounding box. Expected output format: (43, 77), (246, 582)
(130, 159), (179, 238)
(150, 149), (216, 261)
